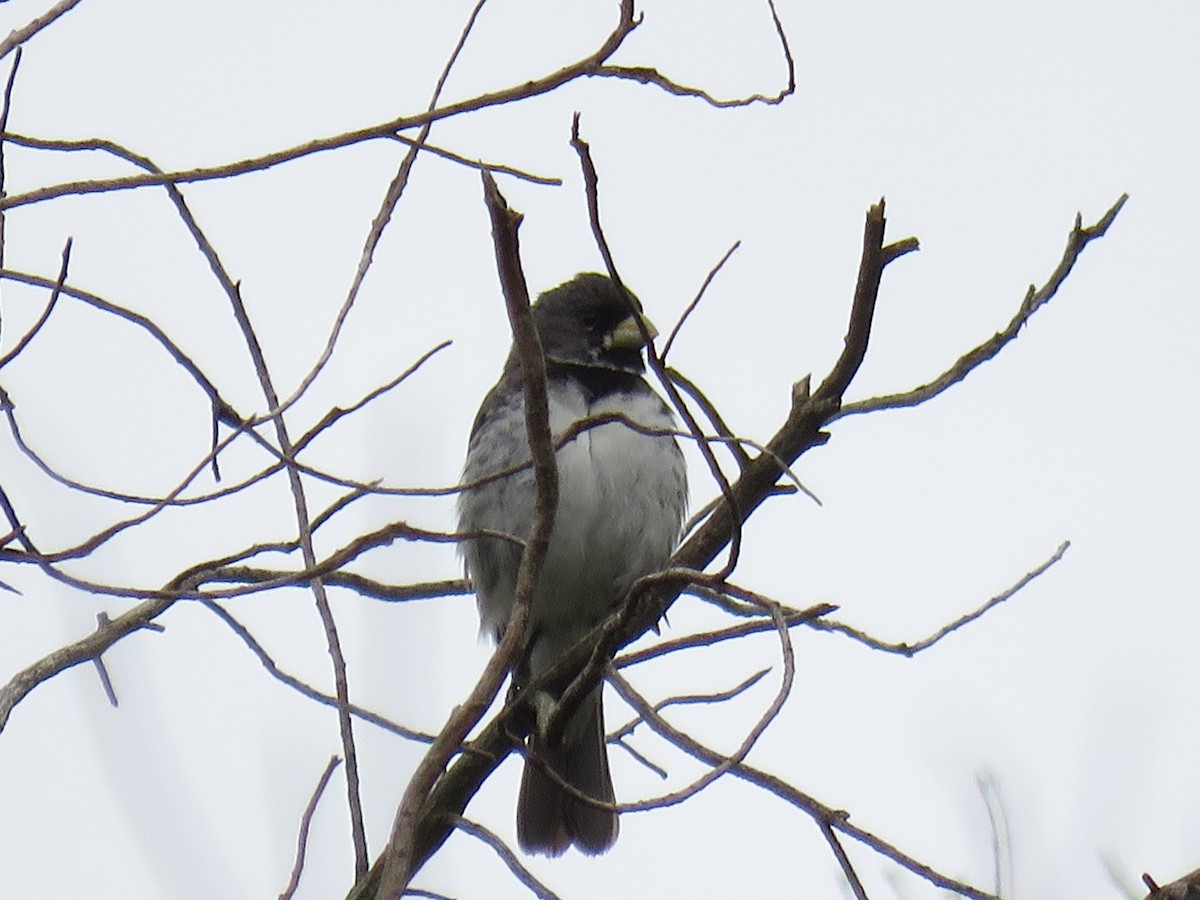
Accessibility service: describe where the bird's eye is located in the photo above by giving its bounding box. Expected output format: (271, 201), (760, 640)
(580, 313), (600, 332)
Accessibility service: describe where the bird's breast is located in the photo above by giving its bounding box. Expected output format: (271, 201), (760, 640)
(533, 384), (686, 635)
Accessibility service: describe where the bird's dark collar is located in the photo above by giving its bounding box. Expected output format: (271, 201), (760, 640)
(547, 359), (645, 404)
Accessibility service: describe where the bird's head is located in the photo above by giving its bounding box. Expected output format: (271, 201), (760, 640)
(531, 273), (657, 374)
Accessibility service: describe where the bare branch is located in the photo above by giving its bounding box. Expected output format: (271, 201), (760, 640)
(815, 199), (917, 404)
(594, 0), (795, 108)
(526, 570), (794, 818)
(278, 0), (490, 418)
(0, 0), (85, 61)
(295, 340), (453, 452)
(609, 667), (770, 744)
(0, 268), (243, 426)
(453, 818), (564, 900)
(0, 237), (71, 368)
(0, 0), (640, 213)
(612, 599), (794, 814)
(201, 600), (436, 744)
(667, 367), (751, 473)
(660, 241), (741, 362)
(0, 5), (1134, 898)
(0, 331), (446, 522)
(191, 144), (369, 874)
(0, 46), (21, 282)
(370, 169), (558, 898)
(6, 130), (559, 187)
(608, 672), (998, 900)
(616, 600), (834, 668)
(837, 195), (1127, 420)
(0, 592), (172, 733)
(90, 612), (124, 708)
(279, 756), (343, 900)
(813, 541), (1070, 655)
(820, 820), (869, 900)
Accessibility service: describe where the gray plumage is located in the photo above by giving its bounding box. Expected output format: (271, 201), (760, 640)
(458, 273), (687, 856)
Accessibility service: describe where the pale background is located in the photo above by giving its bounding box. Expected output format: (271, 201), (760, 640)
(0, 1), (1196, 898)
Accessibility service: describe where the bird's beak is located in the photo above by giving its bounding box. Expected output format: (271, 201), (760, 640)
(605, 314), (658, 351)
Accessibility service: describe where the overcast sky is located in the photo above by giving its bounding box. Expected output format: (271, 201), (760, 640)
(1, 2), (1197, 899)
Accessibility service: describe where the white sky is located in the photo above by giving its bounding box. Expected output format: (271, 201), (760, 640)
(0, 1), (1197, 899)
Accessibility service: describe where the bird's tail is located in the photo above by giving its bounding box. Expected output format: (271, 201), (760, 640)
(517, 685), (617, 856)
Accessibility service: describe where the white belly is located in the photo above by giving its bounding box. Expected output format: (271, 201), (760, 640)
(463, 378), (687, 673)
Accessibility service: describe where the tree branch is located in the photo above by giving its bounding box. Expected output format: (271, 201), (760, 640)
(0, 0), (640, 212)
(837, 194), (1127, 420)
(366, 170), (559, 898)
(0, 0), (85, 61)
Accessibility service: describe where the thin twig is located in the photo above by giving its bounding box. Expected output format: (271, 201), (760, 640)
(349, 192), (1120, 897)
(0, 417), (262, 563)
(279, 756), (343, 900)
(453, 817), (563, 900)
(6, 130), (558, 187)
(295, 341), (452, 452)
(610, 597), (793, 814)
(0, 268), (242, 425)
(820, 820), (869, 900)
(615, 600), (834, 668)
(813, 541), (1070, 655)
(1, 331), (444, 513)
(610, 673), (997, 900)
(594, 0), (795, 109)
(90, 612), (120, 708)
(534, 569), (796, 810)
(608, 668), (770, 742)
(201, 198), (369, 876)
(667, 366), (751, 471)
(0, 237), (71, 368)
(0, 569), (179, 733)
(814, 199), (908, 404)
(201, 600), (436, 743)
(611, 737), (667, 779)
(0, 0), (85, 61)
(279, 0), (488, 419)
(0, 513), (471, 603)
(660, 241), (740, 361)
(0, 527), (472, 733)
(0, 46), (21, 302)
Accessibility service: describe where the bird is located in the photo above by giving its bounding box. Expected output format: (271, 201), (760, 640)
(458, 272), (687, 856)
